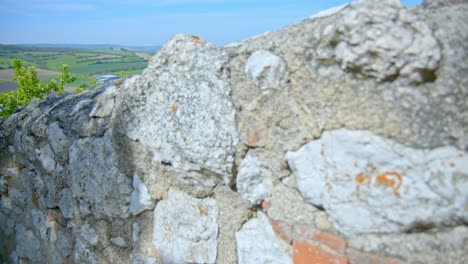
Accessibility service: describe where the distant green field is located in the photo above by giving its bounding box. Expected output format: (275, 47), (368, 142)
(0, 79), (7, 83)
(0, 44), (151, 88)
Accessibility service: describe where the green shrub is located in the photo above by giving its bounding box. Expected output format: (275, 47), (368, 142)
(0, 59), (76, 118)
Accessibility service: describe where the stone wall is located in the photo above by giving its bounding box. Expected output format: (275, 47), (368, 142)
(1, 1), (467, 263)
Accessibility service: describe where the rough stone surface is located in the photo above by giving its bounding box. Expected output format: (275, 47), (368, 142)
(263, 183), (319, 226)
(153, 188), (218, 264)
(287, 128), (468, 236)
(15, 224), (42, 262)
(316, 1), (441, 83)
(348, 226), (468, 264)
(236, 212), (292, 264)
(0, 1), (467, 263)
(69, 134), (132, 219)
(236, 149), (275, 205)
(214, 186), (251, 264)
(245, 50), (286, 92)
(423, 0), (468, 8)
(112, 34), (238, 185)
(129, 173), (155, 216)
(310, 3), (349, 19)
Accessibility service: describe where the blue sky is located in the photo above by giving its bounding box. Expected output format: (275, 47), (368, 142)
(1, 0), (423, 46)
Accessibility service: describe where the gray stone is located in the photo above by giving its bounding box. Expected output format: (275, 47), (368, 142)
(132, 211), (161, 263)
(57, 230), (73, 257)
(81, 223), (99, 246)
(3, 167), (18, 178)
(316, 1), (441, 83)
(245, 50), (286, 92)
(265, 184), (318, 225)
(0, 0), (467, 263)
(310, 3), (349, 19)
(48, 122), (70, 161)
(110, 236), (127, 248)
(31, 209), (50, 240)
(287, 128), (468, 237)
(89, 85), (118, 118)
(59, 188), (73, 219)
(423, 0), (468, 8)
(74, 238), (99, 264)
(130, 253), (160, 264)
(129, 173), (154, 216)
(36, 144), (56, 173)
(153, 188), (218, 263)
(69, 135), (132, 218)
(236, 149), (275, 205)
(15, 224), (41, 262)
(0, 210), (15, 235)
(214, 186), (252, 264)
(236, 212), (292, 264)
(348, 226), (468, 264)
(0, 176), (5, 195)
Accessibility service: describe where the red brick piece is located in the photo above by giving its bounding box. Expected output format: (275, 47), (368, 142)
(270, 220), (293, 244)
(312, 231), (348, 255)
(348, 249), (400, 264)
(293, 241), (348, 264)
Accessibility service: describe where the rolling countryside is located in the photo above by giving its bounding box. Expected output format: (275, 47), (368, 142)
(0, 44), (159, 91)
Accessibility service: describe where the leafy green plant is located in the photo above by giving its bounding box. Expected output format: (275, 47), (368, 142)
(0, 59), (76, 118)
(73, 84), (88, 94)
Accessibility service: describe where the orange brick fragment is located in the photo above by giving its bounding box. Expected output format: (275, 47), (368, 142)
(171, 105), (177, 113)
(348, 249), (400, 264)
(270, 220), (292, 244)
(312, 232), (348, 255)
(18, 163), (26, 171)
(293, 241), (348, 264)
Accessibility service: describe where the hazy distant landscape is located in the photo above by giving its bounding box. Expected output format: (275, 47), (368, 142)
(0, 44), (161, 91)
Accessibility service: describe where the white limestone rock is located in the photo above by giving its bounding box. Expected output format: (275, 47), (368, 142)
(236, 212), (292, 264)
(114, 34), (238, 185)
(310, 3), (349, 19)
(316, 1), (441, 83)
(129, 173), (154, 216)
(153, 188), (218, 264)
(236, 150), (274, 205)
(287, 129), (468, 237)
(245, 50), (287, 91)
(90, 85), (118, 118)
